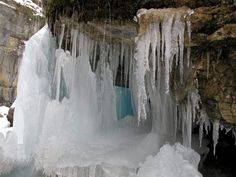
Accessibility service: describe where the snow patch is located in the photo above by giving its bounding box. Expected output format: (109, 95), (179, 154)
(13, 0), (43, 16)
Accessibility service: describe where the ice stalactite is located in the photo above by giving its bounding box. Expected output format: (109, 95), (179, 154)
(213, 119), (220, 155)
(199, 110), (210, 147)
(181, 90), (201, 148)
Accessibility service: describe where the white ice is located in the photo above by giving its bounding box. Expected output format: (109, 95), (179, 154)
(137, 143), (202, 177)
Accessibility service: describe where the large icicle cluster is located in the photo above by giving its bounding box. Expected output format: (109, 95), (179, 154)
(133, 8), (193, 122)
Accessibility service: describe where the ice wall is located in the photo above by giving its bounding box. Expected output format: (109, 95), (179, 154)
(13, 25), (55, 160)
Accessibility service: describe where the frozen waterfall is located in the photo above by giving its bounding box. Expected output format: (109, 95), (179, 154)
(0, 8), (204, 177)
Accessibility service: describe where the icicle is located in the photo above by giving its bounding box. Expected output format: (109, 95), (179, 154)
(199, 110), (208, 147)
(186, 15), (192, 67)
(190, 89), (201, 122)
(199, 120), (203, 147)
(213, 119), (220, 155)
(225, 128), (231, 134)
(186, 93), (192, 147)
(124, 46), (130, 87)
(59, 24), (65, 49)
(162, 14), (174, 94)
(220, 124), (224, 131)
(150, 23), (158, 88)
(133, 32), (150, 122)
(72, 30), (78, 59)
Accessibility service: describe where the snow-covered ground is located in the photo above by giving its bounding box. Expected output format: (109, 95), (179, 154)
(13, 0), (43, 16)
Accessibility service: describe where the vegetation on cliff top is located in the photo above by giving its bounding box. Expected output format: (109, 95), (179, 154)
(44, 0), (142, 22)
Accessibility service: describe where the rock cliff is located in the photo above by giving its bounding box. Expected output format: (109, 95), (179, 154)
(0, 0), (44, 106)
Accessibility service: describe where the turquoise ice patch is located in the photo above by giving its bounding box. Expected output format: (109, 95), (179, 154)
(115, 86), (134, 120)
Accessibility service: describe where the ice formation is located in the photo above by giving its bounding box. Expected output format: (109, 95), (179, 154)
(0, 7), (206, 177)
(199, 110), (210, 147)
(212, 119), (220, 155)
(133, 8), (193, 122)
(180, 90), (201, 148)
(137, 143), (202, 177)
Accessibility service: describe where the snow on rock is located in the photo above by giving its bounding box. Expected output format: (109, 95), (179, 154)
(13, 0), (43, 16)
(137, 143), (202, 177)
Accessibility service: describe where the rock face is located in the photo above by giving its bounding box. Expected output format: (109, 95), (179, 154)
(0, 0), (44, 106)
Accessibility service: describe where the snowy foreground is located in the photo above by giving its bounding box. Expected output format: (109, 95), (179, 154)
(0, 7), (205, 177)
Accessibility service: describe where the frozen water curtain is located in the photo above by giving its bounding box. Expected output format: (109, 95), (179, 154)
(9, 7), (203, 177)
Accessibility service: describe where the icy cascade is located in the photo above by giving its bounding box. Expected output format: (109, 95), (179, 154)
(133, 8), (193, 123)
(13, 25), (55, 160)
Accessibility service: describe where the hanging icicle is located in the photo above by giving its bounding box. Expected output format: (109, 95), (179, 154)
(133, 8), (194, 122)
